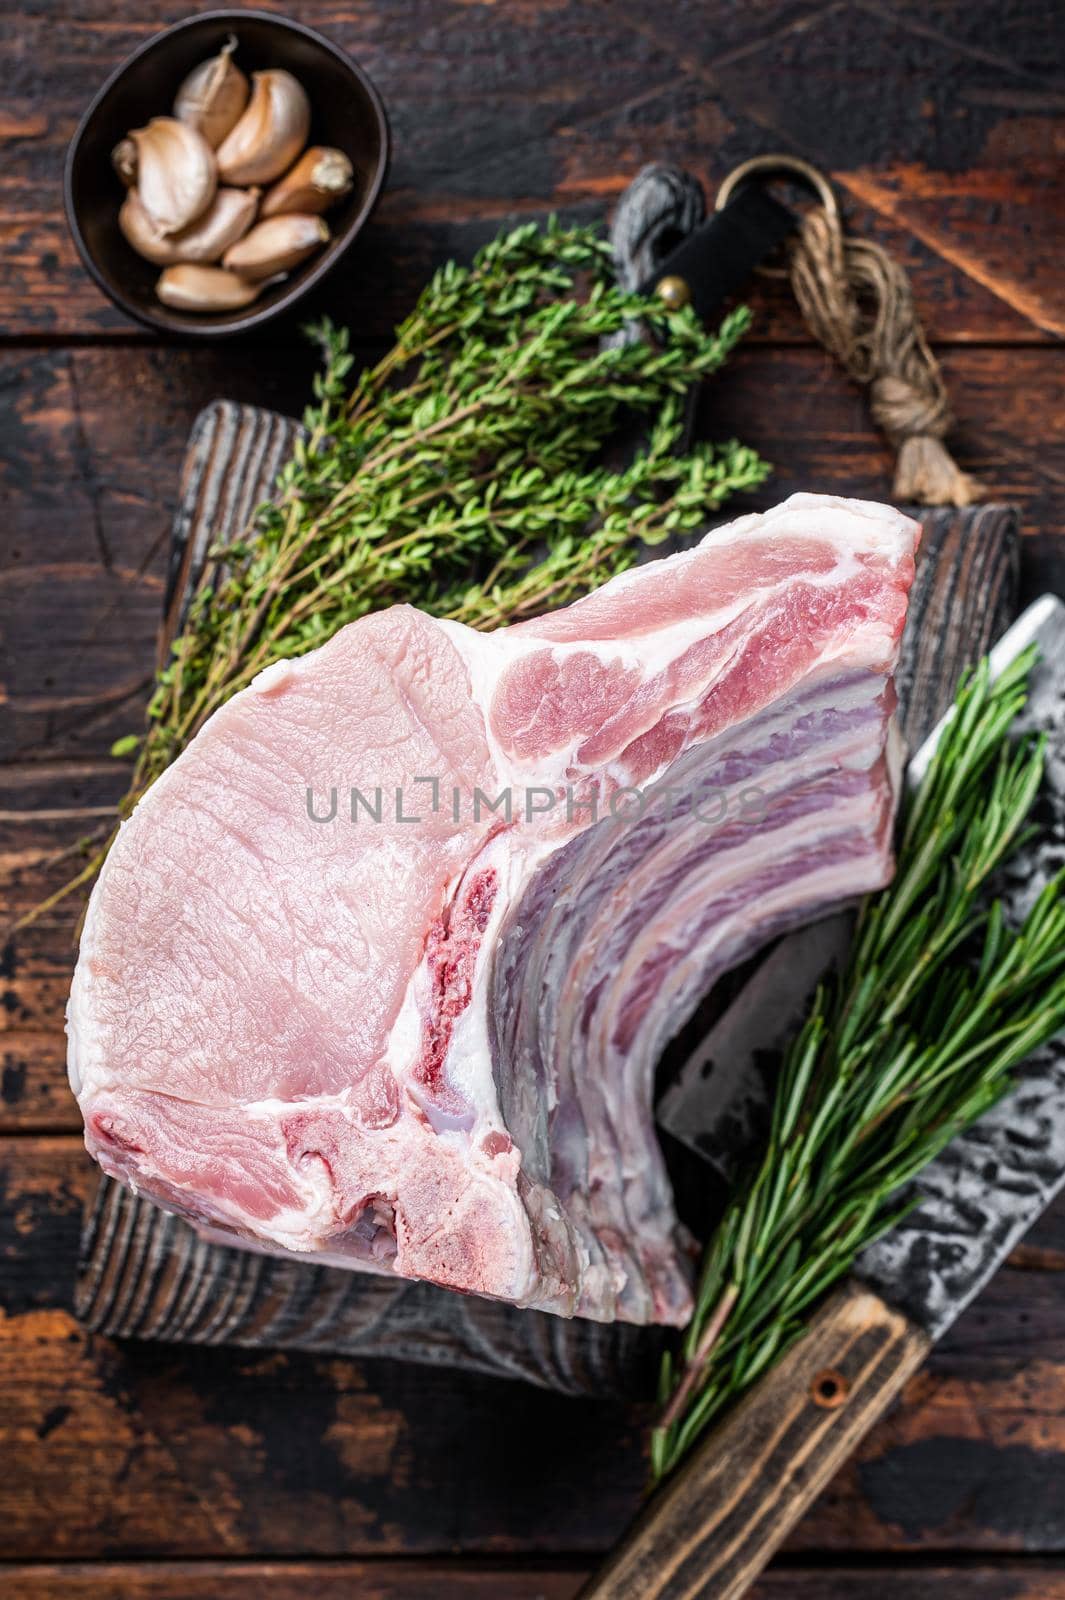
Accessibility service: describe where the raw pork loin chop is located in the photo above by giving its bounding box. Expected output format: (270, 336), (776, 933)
(69, 493), (919, 1326)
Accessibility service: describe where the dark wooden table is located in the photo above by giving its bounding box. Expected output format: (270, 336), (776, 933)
(3, 3), (1064, 1596)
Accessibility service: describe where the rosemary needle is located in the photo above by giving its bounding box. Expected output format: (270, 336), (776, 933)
(651, 652), (1065, 1482)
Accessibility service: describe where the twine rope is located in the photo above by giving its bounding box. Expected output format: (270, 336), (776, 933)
(788, 205), (982, 507)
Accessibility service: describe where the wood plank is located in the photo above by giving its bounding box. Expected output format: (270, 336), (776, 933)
(73, 1165), (661, 1399)
(3, 1), (1063, 340)
(3, 0), (1062, 1577)
(613, 0), (1065, 342)
(0, 345), (320, 767)
(0, 1567), (589, 1600)
(2, 1137), (1065, 1559)
(0, 1140), (650, 1561)
(6, 1560), (1065, 1600)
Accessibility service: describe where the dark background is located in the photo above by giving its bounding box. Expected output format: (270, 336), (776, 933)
(2, 2), (1064, 1596)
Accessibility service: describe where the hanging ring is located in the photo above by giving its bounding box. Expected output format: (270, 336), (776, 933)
(715, 154), (838, 278)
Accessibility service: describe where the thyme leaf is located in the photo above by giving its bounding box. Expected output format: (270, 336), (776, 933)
(23, 219), (764, 928)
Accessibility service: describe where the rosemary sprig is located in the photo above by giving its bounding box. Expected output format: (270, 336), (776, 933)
(22, 220), (765, 927)
(652, 649), (1065, 1481)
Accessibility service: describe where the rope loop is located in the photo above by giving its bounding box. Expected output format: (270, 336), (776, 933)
(788, 202), (981, 506)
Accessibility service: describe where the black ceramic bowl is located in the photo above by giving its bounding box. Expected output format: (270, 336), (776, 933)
(65, 10), (390, 337)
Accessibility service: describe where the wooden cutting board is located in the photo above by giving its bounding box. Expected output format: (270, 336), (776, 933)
(74, 398), (1022, 1395)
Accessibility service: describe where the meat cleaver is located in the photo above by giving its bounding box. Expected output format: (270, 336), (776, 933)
(581, 594), (1065, 1599)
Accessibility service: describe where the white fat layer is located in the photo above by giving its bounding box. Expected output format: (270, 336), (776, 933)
(423, 626), (895, 1134)
(559, 752), (892, 1097)
(511, 493), (914, 622)
(618, 844), (895, 1087)
(438, 495), (913, 782)
(511, 499), (908, 656)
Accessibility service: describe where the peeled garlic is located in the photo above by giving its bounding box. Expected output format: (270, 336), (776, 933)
(156, 263), (263, 312)
(174, 35), (249, 149)
(215, 69), (311, 186)
(120, 187), (260, 266)
(223, 213), (329, 280)
(119, 191), (180, 265)
(130, 117), (217, 235)
(112, 138), (138, 187)
(261, 147), (354, 218)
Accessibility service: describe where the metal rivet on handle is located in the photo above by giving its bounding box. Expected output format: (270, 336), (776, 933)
(656, 274), (691, 311)
(811, 1367), (850, 1409)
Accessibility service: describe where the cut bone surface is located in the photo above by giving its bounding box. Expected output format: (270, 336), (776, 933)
(67, 493), (919, 1325)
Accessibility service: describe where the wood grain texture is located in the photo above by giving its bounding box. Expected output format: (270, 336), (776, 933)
(0, 1137), (649, 1561)
(8, 1561), (1065, 1600)
(75, 1169), (661, 1396)
(896, 503), (1020, 747)
(3, 3), (1065, 1582)
(3, 0), (1064, 341)
(162, 402), (302, 656)
(578, 1287), (931, 1599)
(2, 337), (1055, 1548)
(4, 1096), (1065, 1557)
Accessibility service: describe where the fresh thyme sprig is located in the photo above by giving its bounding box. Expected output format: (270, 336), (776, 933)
(652, 649), (1065, 1481)
(134, 224), (761, 790)
(22, 219), (765, 927)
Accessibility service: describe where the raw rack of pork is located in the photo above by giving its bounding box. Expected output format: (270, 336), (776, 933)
(68, 493), (920, 1326)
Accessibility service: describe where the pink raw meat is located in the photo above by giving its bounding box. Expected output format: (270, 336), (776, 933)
(68, 493), (920, 1324)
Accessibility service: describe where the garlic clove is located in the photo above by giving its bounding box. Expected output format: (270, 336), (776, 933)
(215, 69), (311, 187)
(119, 190), (180, 265)
(156, 263), (264, 312)
(130, 116), (217, 235)
(173, 185), (260, 262)
(174, 35), (249, 149)
(223, 213), (330, 280)
(112, 137), (138, 187)
(121, 187), (260, 266)
(261, 146), (354, 218)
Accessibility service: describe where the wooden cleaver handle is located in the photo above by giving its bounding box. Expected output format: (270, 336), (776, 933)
(577, 1282), (930, 1600)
